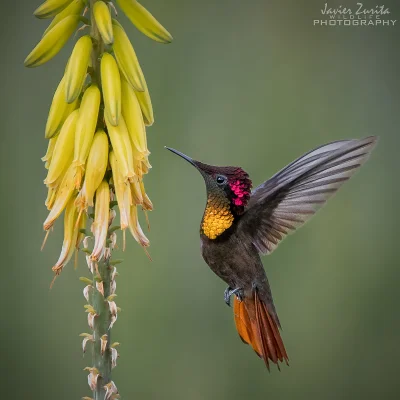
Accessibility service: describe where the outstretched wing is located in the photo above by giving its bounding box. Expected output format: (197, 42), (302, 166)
(237, 136), (378, 255)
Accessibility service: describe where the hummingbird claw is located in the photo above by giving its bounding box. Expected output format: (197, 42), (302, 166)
(224, 287), (243, 307)
(224, 287), (232, 306)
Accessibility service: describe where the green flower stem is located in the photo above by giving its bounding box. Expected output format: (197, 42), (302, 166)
(92, 257), (113, 399)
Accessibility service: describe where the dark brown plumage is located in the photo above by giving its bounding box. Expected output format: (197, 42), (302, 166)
(166, 136), (378, 368)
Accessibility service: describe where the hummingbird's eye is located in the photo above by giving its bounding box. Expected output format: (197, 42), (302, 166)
(216, 175), (226, 185)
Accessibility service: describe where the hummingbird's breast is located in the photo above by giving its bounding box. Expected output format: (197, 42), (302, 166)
(200, 194), (234, 239)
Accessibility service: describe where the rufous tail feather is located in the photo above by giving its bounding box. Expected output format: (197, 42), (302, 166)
(233, 289), (289, 370)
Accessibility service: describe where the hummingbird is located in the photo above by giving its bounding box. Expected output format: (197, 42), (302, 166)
(166, 136), (377, 369)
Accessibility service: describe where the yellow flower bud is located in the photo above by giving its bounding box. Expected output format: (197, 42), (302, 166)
(73, 85), (101, 188)
(65, 35), (92, 103)
(24, 15), (81, 67)
(76, 130), (109, 210)
(106, 115), (135, 183)
(91, 181), (110, 261)
(130, 178), (143, 206)
(45, 75), (79, 138)
(43, 0), (85, 36)
(42, 137), (58, 169)
(139, 180), (153, 211)
(116, 0), (173, 44)
(43, 164), (76, 231)
(101, 53), (121, 126)
(121, 77), (149, 156)
(142, 192), (153, 211)
(134, 76), (154, 126)
(129, 205), (149, 247)
(52, 196), (79, 274)
(44, 109), (78, 185)
(133, 158), (151, 180)
(93, 1), (114, 45)
(34, 0), (75, 19)
(45, 186), (58, 210)
(46, 161), (69, 190)
(141, 158), (151, 174)
(112, 21), (145, 92)
(109, 151), (131, 230)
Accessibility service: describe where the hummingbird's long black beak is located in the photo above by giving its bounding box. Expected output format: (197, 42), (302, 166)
(165, 147), (197, 168)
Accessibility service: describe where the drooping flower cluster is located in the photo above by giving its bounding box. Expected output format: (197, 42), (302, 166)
(25, 1), (172, 398)
(25, 0), (172, 275)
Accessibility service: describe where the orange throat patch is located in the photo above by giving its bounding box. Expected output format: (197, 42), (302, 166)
(201, 195), (234, 239)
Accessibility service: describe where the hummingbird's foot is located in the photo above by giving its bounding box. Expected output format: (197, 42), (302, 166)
(224, 287), (232, 306)
(224, 287), (244, 307)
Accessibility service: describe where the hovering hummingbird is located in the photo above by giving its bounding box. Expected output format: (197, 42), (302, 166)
(166, 136), (377, 369)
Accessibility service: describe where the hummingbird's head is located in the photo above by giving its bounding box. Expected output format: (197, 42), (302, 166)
(194, 162), (253, 215)
(165, 147), (252, 213)
(166, 147), (252, 239)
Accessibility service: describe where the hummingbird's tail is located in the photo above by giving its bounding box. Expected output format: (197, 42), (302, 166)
(233, 289), (289, 369)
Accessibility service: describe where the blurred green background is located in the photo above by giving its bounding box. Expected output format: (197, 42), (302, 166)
(1, 0), (399, 399)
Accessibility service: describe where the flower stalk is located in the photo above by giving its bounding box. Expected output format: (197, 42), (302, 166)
(83, 212), (117, 399)
(25, 0), (172, 398)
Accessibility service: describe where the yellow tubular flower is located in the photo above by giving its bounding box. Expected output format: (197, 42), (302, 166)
(42, 136), (58, 168)
(141, 157), (151, 170)
(24, 15), (81, 67)
(110, 151), (131, 230)
(112, 21), (145, 92)
(121, 77), (149, 156)
(118, 117), (136, 172)
(46, 189), (57, 210)
(106, 115), (135, 182)
(43, 0), (85, 36)
(45, 76), (67, 138)
(129, 205), (149, 247)
(142, 193), (153, 212)
(116, 0), (172, 44)
(45, 185), (58, 210)
(44, 146), (73, 190)
(65, 35), (92, 103)
(43, 164), (76, 231)
(91, 181), (110, 261)
(101, 53), (121, 126)
(134, 76), (154, 126)
(52, 196), (79, 274)
(45, 75), (79, 138)
(77, 130), (109, 210)
(47, 156), (71, 189)
(93, 1), (114, 45)
(130, 178), (143, 205)
(45, 109), (78, 185)
(138, 180), (151, 206)
(62, 96), (80, 121)
(132, 156), (151, 179)
(73, 84), (101, 188)
(34, 0), (74, 19)
(133, 157), (142, 177)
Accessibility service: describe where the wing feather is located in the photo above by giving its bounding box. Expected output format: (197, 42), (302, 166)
(239, 136), (378, 255)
